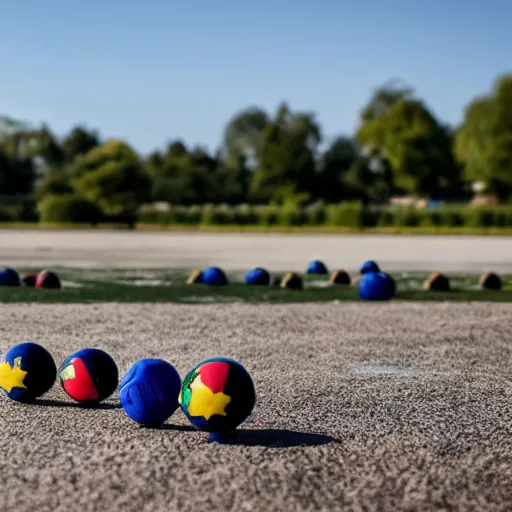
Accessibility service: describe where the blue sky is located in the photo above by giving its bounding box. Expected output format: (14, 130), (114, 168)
(1, 0), (510, 155)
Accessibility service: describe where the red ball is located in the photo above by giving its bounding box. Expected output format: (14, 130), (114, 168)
(22, 273), (38, 287)
(36, 270), (61, 289)
(59, 348), (119, 404)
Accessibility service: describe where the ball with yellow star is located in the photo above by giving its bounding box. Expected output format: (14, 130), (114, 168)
(0, 342), (57, 402)
(179, 357), (256, 434)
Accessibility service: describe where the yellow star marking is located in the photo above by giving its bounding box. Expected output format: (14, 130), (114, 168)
(0, 357), (28, 392)
(187, 374), (231, 420)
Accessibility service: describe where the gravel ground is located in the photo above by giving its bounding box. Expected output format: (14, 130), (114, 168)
(1, 302), (512, 511)
(1, 230), (511, 272)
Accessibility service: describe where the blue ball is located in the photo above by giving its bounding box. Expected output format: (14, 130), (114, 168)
(0, 342), (56, 402)
(202, 267), (228, 286)
(0, 267), (21, 287)
(360, 260), (380, 274)
(306, 260), (328, 274)
(120, 359), (182, 426)
(359, 271), (394, 301)
(245, 267), (270, 286)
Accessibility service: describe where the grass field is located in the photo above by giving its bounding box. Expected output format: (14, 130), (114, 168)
(3, 267), (512, 303)
(3, 221), (512, 236)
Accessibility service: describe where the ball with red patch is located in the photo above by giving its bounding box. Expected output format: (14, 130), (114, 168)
(178, 357), (256, 433)
(36, 270), (61, 289)
(59, 348), (118, 404)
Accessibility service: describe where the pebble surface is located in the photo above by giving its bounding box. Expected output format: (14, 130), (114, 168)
(0, 302), (511, 511)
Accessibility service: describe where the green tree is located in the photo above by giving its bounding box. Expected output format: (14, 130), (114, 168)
(360, 79), (414, 122)
(0, 131), (37, 161)
(144, 149), (164, 185)
(252, 103), (321, 203)
(72, 140), (151, 215)
(455, 74), (512, 200)
(35, 170), (74, 200)
(62, 126), (100, 163)
(30, 126), (81, 202)
(316, 136), (360, 201)
(72, 139), (136, 177)
(166, 140), (188, 158)
(151, 141), (251, 205)
(150, 141), (219, 205)
(215, 155), (250, 204)
(355, 80), (415, 200)
(190, 146), (218, 172)
(357, 96), (458, 198)
(150, 141), (187, 203)
(0, 133), (38, 195)
(0, 116), (32, 135)
(31, 126), (65, 171)
(344, 157), (393, 204)
(223, 107), (269, 168)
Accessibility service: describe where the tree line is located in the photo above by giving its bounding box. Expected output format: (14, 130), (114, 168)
(0, 74), (511, 224)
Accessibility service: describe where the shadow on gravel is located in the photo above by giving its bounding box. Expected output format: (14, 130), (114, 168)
(139, 425), (336, 447)
(149, 423), (196, 432)
(33, 398), (121, 409)
(217, 428), (336, 448)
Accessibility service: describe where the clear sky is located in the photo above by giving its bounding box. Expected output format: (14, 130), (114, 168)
(1, 0), (510, 155)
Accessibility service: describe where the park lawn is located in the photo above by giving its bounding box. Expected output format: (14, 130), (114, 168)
(0, 268), (510, 303)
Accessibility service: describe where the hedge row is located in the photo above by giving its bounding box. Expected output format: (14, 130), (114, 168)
(0, 201), (39, 222)
(5, 195), (512, 229)
(138, 202), (512, 229)
(37, 195), (137, 226)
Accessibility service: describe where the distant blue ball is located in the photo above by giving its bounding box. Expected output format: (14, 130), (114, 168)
(202, 267), (228, 286)
(359, 271), (394, 301)
(0, 342), (56, 402)
(120, 359), (182, 427)
(245, 267), (270, 286)
(0, 267), (21, 287)
(360, 260), (380, 274)
(306, 260), (328, 274)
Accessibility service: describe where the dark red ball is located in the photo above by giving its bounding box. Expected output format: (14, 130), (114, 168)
(36, 270), (61, 289)
(22, 273), (38, 287)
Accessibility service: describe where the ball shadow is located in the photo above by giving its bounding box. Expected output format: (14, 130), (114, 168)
(153, 425), (337, 446)
(144, 423), (196, 432)
(33, 398), (121, 410)
(211, 428), (337, 448)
